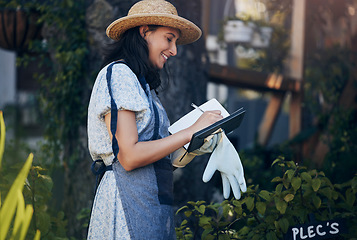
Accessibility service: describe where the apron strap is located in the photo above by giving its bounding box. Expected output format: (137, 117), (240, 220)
(92, 61), (159, 193)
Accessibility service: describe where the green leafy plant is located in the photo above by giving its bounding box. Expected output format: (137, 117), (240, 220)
(176, 157), (357, 239)
(0, 111), (41, 240)
(2, 0), (91, 237)
(0, 0), (90, 168)
(304, 46), (357, 182)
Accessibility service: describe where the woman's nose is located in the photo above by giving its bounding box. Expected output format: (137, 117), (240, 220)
(169, 43), (177, 56)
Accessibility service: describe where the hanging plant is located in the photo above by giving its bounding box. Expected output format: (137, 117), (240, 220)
(222, 17), (273, 48)
(0, 1), (42, 52)
(224, 19), (255, 43)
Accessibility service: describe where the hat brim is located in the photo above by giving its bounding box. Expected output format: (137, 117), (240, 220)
(106, 13), (202, 45)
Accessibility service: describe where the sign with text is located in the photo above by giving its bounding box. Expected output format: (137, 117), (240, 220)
(284, 219), (347, 240)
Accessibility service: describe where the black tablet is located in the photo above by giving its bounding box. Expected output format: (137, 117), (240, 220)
(186, 108), (246, 152)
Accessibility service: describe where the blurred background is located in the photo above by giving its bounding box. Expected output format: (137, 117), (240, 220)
(0, 0), (356, 239)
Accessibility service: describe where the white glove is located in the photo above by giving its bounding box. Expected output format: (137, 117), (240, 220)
(191, 131), (222, 155)
(202, 132), (247, 199)
(172, 131), (222, 168)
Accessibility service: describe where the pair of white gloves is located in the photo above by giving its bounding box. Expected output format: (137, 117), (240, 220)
(172, 131), (247, 199)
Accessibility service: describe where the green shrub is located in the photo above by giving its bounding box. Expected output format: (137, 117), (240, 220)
(0, 111), (41, 240)
(176, 157), (357, 239)
(0, 111), (68, 239)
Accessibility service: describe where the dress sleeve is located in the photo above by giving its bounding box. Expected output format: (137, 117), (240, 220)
(109, 63), (150, 113)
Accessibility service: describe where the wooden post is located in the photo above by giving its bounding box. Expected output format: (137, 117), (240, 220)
(201, 0), (211, 41)
(288, 0), (306, 138)
(257, 0), (306, 147)
(258, 91), (285, 146)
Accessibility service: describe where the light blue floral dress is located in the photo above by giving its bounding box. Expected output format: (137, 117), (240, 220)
(87, 62), (175, 239)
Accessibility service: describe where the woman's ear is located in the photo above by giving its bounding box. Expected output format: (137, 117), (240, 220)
(139, 25), (149, 38)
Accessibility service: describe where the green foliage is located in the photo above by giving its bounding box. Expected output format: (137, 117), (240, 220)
(1, 0), (90, 168)
(0, 111), (41, 240)
(0, 145), (69, 240)
(251, 25), (290, 73)
(0, 111), (68, 239)
(176, 157), (357, 239)
(25, 166), (68, 239)
(2, 0), (90, 237)
(34, 0), (89, 168)
(216, 10), (290, 74)
(304, 46), (357, 183)
(0, 112), (4, 168)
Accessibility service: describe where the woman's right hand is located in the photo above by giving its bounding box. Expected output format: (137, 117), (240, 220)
(188, 110), (223, 136)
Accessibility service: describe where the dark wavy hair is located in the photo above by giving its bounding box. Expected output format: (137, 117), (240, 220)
(102, 26), (164, 90)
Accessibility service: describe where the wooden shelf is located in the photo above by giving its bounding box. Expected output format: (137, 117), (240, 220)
(207, 63), (301, 93)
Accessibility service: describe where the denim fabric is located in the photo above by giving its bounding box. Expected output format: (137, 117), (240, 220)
(87, 62), (175, 239)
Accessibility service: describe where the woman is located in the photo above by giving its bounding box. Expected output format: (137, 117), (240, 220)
(87, 0), (222, 239)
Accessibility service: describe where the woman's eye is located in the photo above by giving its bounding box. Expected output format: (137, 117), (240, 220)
(167, 38), (172, 42)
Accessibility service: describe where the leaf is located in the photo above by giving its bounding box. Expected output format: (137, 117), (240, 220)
(275, 184), (283, 194)
(184, 210), (192, 217)
(271, 177), (282, 183)
(302, 184), (313, 198)
(266, 231), (278, 240)
(0, 111), (5, 167)
(202, 229), (213, 240)
(34, 230), (41, 240)
(245, 197), (255, 211)
(352, 176), (357, 191)
(286, 161), (296, 168)
(20, 204), (34, 240)
(283, 178), (290, 189)
(319, 187), (332, 199)
(238, 226), (250, 235)
(222, 204), (230, 218)
(275, 197), (287, 214)
(203, 234), (215, 240)
(218, 234), (231, 240)
(271, 158), (282, 167)
(199, 216), (212, 227)
(197, 200), (206, 205)
(278, 218), (289, 233)
(198, 205), (206, 215)
(312, 178), (321, 192)
(301, 172), (312, 183)
(252, 234), (262, 240)
(291, 177), (302, 191)
(38, 174), (53, 192)
(36, 211), (51, 235)
(0, 153), (33, 240)
(187, 201), (195, 206)
(218, 221), (230, 228)
(256, 202), (266, 215)
(346, 188), (356, 208)
(12, 190), (25, 239)
(332, 191), (339, 200)
(176, 206), (188, 214)
(233, 202), (243, 215)
(259, 190), (272, 201)
(312, 195), (321, 208)
(285, 169), (295, 180)
(284, 194), (294, 202)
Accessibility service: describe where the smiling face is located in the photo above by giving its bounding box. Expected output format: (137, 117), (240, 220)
(140, 26), (180, 69)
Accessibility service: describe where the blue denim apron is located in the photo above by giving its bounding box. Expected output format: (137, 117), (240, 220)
(92, 61), (175, 239)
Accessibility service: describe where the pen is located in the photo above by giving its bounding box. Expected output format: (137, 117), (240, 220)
(191, 103), (204, 113)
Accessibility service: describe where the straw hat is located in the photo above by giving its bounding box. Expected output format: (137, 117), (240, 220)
(106, 0), (202, 45)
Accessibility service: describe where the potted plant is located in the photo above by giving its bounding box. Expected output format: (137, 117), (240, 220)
(224, 19), (255, 43)
(250, 25), (273, 48)
(222, 17), (273, 48)
(0, 1), (42, 52)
